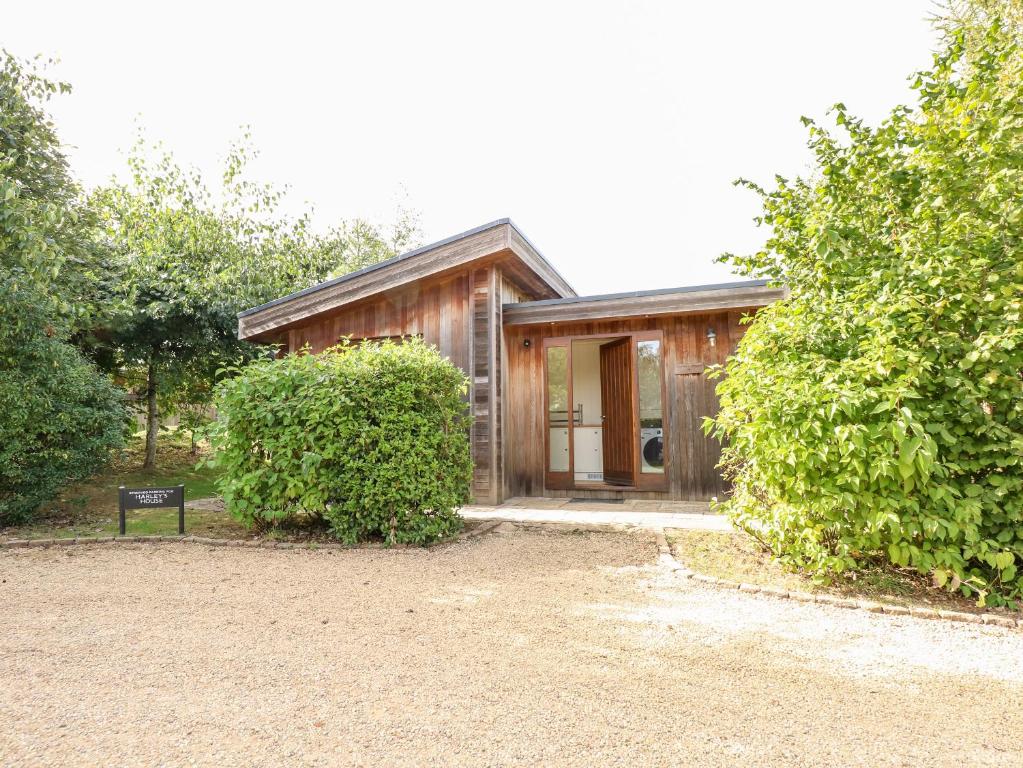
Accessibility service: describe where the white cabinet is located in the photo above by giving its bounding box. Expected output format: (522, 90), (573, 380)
(549, 428), (569, 472)
(550, 427), (603, 478)
(573, 427), (603, 474)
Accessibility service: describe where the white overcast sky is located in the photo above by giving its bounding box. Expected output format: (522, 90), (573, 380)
(6, 0), (939, 296)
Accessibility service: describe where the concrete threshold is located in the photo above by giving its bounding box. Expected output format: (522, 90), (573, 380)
(458, 505), (731, 532)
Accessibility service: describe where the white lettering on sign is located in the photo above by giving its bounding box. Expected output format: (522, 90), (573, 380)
(122, 486), (183, 508)
(129, 490), (174, 505)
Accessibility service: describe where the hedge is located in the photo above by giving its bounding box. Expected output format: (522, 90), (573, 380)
(0, 291), (129, 524)
(208, 338), (472, 544)
(709, 18), (1023, 607)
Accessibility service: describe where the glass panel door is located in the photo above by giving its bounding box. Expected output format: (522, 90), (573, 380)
(637, 339), (664, 475)
(544, 340), (572, 489)
(542, 332), (667, 492)
(633, 333), (668, 490)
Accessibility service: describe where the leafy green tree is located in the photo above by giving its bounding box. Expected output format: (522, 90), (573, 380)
(0, 51), (127, 522)
(91, 136), (422, 468)
(90, 145), (253, 468)
(322, 208), (422, 277)
(710, 10), (1023, 605)
(0, 300), (128, 523)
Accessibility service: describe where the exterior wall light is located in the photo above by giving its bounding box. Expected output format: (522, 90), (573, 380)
(706, 327), (717, 347)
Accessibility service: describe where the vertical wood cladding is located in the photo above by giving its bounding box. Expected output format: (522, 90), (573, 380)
(471, 269), (491, 499)
(260, 268), (760, 503)
(284, 272), (472, 371)
(502, 309), (758, 501)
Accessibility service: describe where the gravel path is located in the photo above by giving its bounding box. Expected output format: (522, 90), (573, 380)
(1, 527), (1021, 767)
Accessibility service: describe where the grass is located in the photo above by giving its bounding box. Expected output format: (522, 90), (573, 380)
(666, 527), (1008, 614)
(0, 430), (476, 546)
(1, 428), (248, 541)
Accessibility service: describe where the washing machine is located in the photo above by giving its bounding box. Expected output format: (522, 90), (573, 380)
(640, 427), (664, 472)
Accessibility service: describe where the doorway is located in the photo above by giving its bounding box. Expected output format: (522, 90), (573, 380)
(543, 332), (666, 492)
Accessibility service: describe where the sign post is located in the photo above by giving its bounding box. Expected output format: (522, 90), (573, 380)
(118, 485), (186, 536)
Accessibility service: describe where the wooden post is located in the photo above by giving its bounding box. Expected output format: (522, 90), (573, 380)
(178, 484), (185, 535)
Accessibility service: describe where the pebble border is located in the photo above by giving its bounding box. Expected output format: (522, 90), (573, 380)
(654, 531), (1021, 631)
(0, 520), (504, 554)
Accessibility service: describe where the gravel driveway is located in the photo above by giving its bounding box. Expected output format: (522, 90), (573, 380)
(2, 527), (1021, 767)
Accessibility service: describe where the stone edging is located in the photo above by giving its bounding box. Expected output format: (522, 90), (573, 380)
(0, 520), (504, 553)
(653, 531), (1021, 631)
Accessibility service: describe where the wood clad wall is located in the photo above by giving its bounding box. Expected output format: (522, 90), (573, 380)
(259, 267), (758, 503)
(502, 310), (754, 501)
(501, 273), (530, 305)
(284, 272), (472, 368)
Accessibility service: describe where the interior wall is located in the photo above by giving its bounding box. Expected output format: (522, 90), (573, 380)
(570, 339), (604, 428)
(570, 339), (607, 482)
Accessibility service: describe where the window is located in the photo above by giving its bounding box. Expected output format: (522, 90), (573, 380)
(637, 339), (664, 474)
(546, 346), (569, 473)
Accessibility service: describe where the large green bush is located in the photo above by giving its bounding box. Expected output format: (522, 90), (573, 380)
(710, 16), (1023, 606)
(209, 338), (472, 544)
(1, 51), (128, 524)
(0, 289), (129, 524)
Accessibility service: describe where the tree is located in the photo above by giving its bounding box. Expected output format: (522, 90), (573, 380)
(321, 207), (422, 278)
(0, 51), (127, 522)
(91, 136), (422, 468)
(0, 299), (128, 523)
(709, 8), (1023, 606)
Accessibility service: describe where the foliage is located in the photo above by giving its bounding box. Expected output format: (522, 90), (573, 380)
(0, 298), (128, 524)
(89, 135), (422, 467)
(1, 429), (231, 539)
(88, 139), (273, 466)
(0, 51), (128, 523)
(709, 13), (1023, 606)
(0, 51), (115, 339)
(208, 338), (471, 545)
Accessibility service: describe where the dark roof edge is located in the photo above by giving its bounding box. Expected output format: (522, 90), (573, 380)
(505, 218), (576, 298)
(502, 279), (774, 310)
(238, 218), (574, 318)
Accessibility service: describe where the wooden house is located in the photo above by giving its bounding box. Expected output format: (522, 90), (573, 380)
(238, 219), (784, 504)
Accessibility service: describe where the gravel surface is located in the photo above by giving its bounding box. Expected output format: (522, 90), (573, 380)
(1, 527), (1021, 767)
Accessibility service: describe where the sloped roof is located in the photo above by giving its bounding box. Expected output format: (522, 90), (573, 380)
(238, 218), (575, 340)
(501, 279), (785, 325)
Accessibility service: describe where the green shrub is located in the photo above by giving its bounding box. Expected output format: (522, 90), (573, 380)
(209, 338), (472, 544)
(710, 17), (1023, 607)
(0, 51), (130, 524)
(0, 289), (129, 524)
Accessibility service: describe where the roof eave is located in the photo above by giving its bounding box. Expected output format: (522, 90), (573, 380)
(237, 219), (575, 341)
(501, 281), (786, 326)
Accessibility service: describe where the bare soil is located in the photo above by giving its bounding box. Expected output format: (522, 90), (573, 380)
(2, 527), (1021, 767)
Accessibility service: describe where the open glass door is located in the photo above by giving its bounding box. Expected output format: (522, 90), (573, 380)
(544, 341), (572, 490)
(542, 331), (668, 493)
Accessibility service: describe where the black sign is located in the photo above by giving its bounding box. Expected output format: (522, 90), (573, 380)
(121, 486), (183, 509)
(118, 484), (185, 536)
